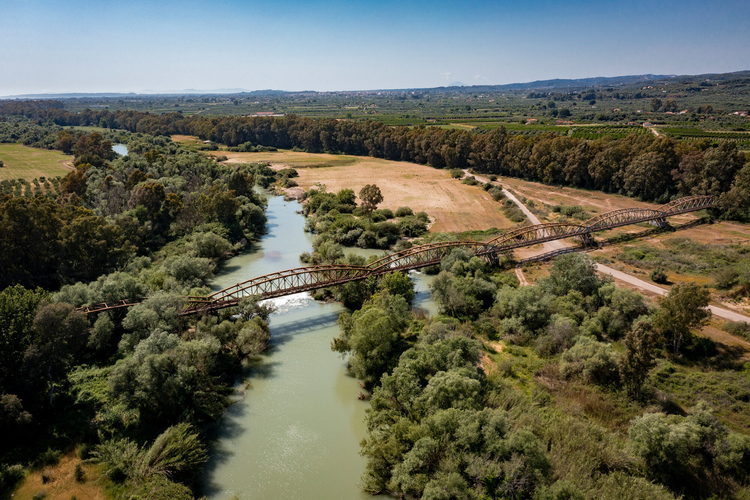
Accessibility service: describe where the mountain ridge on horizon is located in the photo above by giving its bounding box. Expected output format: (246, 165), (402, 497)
(3, 70), (749, 99)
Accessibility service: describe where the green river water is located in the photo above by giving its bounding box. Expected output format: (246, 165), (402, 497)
(201, 194), (436, 499)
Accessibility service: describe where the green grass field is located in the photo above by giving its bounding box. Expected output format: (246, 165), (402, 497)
(69, 125), (111, 133)
(0, 143), (73, 182)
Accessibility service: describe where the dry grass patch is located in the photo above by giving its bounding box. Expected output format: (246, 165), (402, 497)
(520, 262), (551, 284)
(222, 151), (516, 233)
(218, 149), (358, 168)
(0, 144), (73, 182)
(698, 320), (750, 362)
(170, 134), (203, 145)
(12, 452), (106, 500)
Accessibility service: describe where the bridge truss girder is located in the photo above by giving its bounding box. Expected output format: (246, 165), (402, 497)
(77, 195), (717, 316)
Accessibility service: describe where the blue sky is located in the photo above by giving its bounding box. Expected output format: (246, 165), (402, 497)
(1, 0), (749, 95)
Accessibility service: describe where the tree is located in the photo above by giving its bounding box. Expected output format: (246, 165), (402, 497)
(654, 283), (711, 355)
(358, 184), (383, 220)
(620, 319), (656, 400)
(542, 253), (605, 298)
(24, 302), (89, 405)
(331, 292), (411, 388)
(57, 130), (75, 154)
(718, 161), (750, 220)
(623, 151), (670, 200)
(109, 331), (224, 424)
(60, 169), (88, 196)
(379, 271), (415, 304)
(662, 99), (678, 112)
(59, 215), (131, 281)
(651, 98), (663, 112)
(0, 285), (48, 393)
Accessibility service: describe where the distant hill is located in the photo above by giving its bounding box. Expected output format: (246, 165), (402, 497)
(3, 70), (749, 99)
(0, 92), (140, 99)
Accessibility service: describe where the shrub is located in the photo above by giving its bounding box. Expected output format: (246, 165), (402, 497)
(375, 208), (394, 219)
(488, 174), (498, 182)
(191, 231), (233, 259)
(370, 212), (387, 223)
(164, 255), (214, 287)
(489, 187), (505, 201)
(395, 206), (414, 217)
(560, 337), (620, 386)
(0, 464), (26, 490)
(277, 168), (298, 178)
(449, 168), (464, 179)
(650, 268), (668, 284)
(32, 491), (47, 500)
(722, 321), (750, 340)
(34, 448), (62, 468)
(398, 216), (428, 237)
(74, 463), (85, 482)
(559, 205), (583, 216)
(78, 443), (93, 460)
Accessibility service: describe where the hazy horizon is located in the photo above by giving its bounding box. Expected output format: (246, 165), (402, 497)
(2, 0), (749, 96)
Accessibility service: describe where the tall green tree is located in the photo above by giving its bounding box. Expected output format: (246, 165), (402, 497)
(24, 302), (89, 405)
(620, 319), (657, 399)
(653, 283), (711, 355)
(358, 184), (383, 221)
(332, 292), (411, 388)
(0, 285), (48, 393)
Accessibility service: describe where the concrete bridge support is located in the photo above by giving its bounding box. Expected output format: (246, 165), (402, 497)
(649, 218), (670, 228)
(576, 233), (597, 247)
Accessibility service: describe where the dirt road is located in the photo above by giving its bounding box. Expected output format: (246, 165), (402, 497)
(514, 266), (529, 286)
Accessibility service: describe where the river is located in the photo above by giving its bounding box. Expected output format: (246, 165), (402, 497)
(201, 194), (436, 499)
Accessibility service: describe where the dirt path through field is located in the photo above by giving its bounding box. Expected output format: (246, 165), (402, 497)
(515, 266), (529, 286)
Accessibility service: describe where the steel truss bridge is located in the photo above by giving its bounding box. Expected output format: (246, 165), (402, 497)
(78, 195), (715, 316)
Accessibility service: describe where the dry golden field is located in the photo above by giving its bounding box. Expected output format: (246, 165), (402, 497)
(12, 451), (106, 500)
(217, 150), (516, 233)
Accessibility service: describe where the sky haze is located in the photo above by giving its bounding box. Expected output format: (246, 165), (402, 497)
(1, 0), (749, 95)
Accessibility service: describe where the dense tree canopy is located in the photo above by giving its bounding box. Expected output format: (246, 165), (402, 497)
(3, 102), (748, 217)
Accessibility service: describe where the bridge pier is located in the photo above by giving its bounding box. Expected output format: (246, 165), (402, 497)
(649, 218), (670, 228)
(576, 233), (597, 247)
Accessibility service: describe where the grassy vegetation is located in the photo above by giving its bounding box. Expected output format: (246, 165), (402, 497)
(0, 144), (72, 182)
(9, 450), (106, 500)
(613, 237), (750, 299)
(330, 250), (750, 499)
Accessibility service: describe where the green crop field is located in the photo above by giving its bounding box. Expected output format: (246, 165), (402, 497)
(0, 143), (73, 182)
